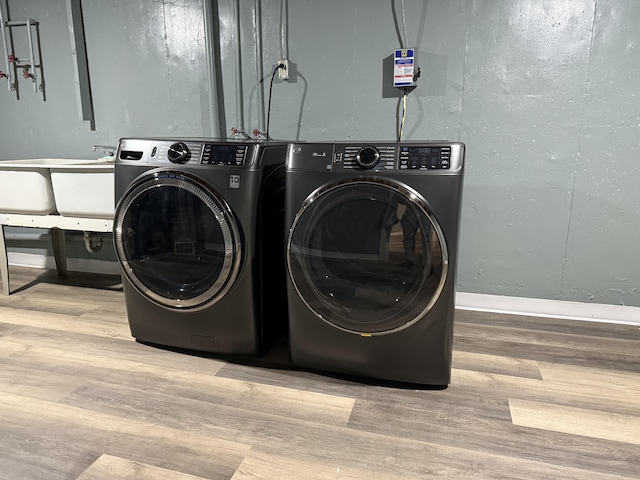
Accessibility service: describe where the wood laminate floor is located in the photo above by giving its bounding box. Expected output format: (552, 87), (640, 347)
(0, 266), (638, 479)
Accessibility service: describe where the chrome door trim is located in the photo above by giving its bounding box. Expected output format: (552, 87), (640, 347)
(287, 177), (448, 335)
(114, 170), (242, 310)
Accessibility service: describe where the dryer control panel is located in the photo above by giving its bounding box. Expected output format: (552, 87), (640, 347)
(398, 145), (450, 170)
(287, 142), (464, 173)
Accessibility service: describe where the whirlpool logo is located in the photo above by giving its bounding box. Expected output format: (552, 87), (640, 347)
(312, 152), (327, 157)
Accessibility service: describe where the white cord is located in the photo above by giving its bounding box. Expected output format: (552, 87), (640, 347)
(398, 1), (409, 141)
(399, 92), (407, 141)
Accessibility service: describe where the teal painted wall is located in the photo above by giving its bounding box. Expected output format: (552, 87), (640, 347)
(0, 0), (638, 306)
(0, 0), (212, 159)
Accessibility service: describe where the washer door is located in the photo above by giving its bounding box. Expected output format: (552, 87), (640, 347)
(288, 178), (447, 335)
(114, 170), (242, 310)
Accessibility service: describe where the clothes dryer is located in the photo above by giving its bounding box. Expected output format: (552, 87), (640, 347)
(114, 138), (287, 356)
(285, 142), (464, 385)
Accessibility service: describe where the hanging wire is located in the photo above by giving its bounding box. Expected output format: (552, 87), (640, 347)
(254, 0), (266, 134)
(400, 0), (408, 48)
(280, 0), (289, 59)
(266, 63), (284, 139)
(397, 0), (409, 141)
(399, 90), (407, 141)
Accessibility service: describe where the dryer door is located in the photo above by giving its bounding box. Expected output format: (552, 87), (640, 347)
(114, 170), (242, 310)
(288, 178), (447, 335)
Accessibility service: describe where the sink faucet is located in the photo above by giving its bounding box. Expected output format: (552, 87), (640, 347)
(92, 145), (116, 156)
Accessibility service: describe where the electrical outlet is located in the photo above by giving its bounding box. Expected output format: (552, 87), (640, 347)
(278, 59), (289, 80)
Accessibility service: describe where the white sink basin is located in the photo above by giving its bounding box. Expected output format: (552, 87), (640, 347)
(0, 158), (114, 218)
(50, 163), (114, 219)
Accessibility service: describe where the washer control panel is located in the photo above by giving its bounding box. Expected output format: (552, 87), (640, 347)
(201, 143), (247, 166)
(118, 139), (249, 167)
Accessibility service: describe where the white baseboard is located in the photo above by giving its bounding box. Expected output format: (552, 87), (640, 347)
(8, 252), (120, 276)
(7, 253), (639, 326)
(456, 291), (640, 326)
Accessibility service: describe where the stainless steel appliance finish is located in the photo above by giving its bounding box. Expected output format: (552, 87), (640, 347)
(114, 138), (288, 356)
(285, 142), (464, 385)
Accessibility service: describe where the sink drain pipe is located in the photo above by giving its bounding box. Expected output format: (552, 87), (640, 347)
(83, 231), (104, 253)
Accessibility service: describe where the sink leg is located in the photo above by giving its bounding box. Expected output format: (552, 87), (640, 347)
(50, 228), (68, 277)
(0, 225), (9, 295)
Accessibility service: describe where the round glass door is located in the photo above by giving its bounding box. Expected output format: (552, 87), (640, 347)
(287, 178), (447, 335)
(114, 171), (242, 310)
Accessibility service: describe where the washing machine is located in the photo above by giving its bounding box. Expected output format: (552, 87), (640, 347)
(285, 142), (464, 385)
(114, 138), (288, 356)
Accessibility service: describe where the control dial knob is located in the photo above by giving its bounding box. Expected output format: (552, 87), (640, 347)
(167, 142), (190, 163)
(355, 146), (380, 169)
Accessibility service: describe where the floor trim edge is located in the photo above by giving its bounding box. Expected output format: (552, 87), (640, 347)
(456, 292), (640, 326)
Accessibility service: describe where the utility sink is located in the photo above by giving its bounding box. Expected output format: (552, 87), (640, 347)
(50, 161), (114, 219)
(0, 158), (115, 295)
(0, 158), (114, 218)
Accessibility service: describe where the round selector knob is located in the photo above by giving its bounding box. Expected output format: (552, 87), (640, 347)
(167, 142), (190, 163)
(355, 146), (380, 169)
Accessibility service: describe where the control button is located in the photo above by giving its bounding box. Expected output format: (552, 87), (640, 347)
(355, 146), (380, 169)
(167, 142), (190, 163)
(235, 146), (247, 166)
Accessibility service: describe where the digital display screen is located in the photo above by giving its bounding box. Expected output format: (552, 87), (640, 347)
(407, 147), (439, 168)
(201, 144), (245, 165)
(398, 146), (451, 170)
(210, 145), (235, 163)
